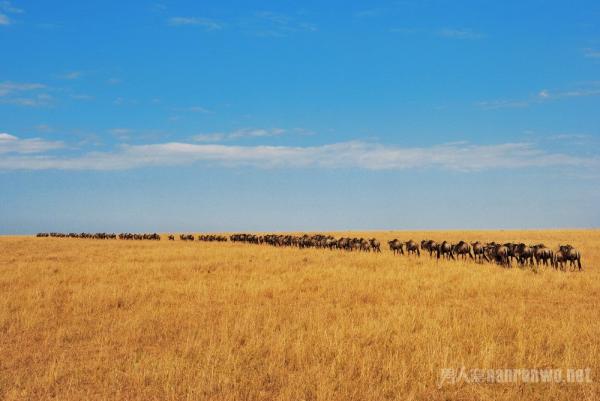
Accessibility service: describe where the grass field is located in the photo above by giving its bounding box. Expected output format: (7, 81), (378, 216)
(1, 230), (599, 400)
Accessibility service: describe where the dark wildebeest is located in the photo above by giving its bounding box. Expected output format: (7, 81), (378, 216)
(492, 244), (511, 267)
(532, 244), (552, 267)
(515, 243), (534, 267)
(370, 238), (381, 253)
(388, 239), (404, 255)
(471, 242), (488, 263)
(421, 240), (438, 257)
(168, 235), (175, 241)
(436, 241), (454, 260)
(338, 237), (350, 251)
(503, 243), (517, 265)
(405, 240), (420, 256)
(453, 241), (474, 260)
(559, 245), (582, 271)
(553, 250), (567, 271)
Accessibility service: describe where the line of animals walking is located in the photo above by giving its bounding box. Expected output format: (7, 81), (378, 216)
(35, 232), (582, 271)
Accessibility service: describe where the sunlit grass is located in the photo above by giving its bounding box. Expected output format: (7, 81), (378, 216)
(0, 229), (598, 400)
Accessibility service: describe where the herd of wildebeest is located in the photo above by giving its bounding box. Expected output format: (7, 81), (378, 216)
(36, 232), (583, 271)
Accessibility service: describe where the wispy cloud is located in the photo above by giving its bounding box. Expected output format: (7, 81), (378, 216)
(478, 82), (600, 109)
(186, 105), (211, 113)
(249, 11), (317, 37)
(0, 1), (23, 14)
(59, 71), (83, 80)
(1, 136), (597, 172)
(549, 133), (591, 141)
(0, 81), (53, 106)
(108, 128), (133, 140)
(389, 27), (484, 40)
(0, 1), (23, 25)
(548, 133), (596, 146)
(0, 133), (63, 154)
(167, 11), (316, 37)
(355, 8), (386, 18)
(537, 86), (600, 100)
(113, 97), (138, 106)
(70, 93), (93, 101)
(168, 17), (222, 30)
(0, 81), (45, 96)
(388, 27), (421, 34)
(192, 128), (285, 142)
(0, 93), (53, 107)
(438, 28), (484, 39)
(583, 48), (600, 59)
(476, 100), (530, 110)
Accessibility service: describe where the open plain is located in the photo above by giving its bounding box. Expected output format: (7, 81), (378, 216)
(0, 229), (599, 401)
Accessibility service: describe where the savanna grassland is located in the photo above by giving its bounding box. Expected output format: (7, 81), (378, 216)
(0, 230), (599, 401)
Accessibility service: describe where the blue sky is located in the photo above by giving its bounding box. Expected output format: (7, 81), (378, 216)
(1, 0), (600, 233)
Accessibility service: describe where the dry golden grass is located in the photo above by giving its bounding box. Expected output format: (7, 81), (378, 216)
(1, 230), (599, 401)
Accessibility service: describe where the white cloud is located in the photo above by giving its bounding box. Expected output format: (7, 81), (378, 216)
(0, 1), (23, 13)
(0, 137), (597, 172)
(0, 81), (45, 96)
(192, 128), (285, 142)
(71, 93), (93, 101)
(59, 71), (83, 80)
(35, 124), (54, 133)
(113, 97), (137, 106)
(477, 99), (530, 110)
(479, 83), (600, 109)
(187, 106), (211, 113)
(537, 87), (600, 100)
(168, 17), (222, 30)
(0, 1), (23, 25)
(192, 133), (226, 142)
(438, 28), (484, 39)
(247, 11), (317, 37)
(108, 128), (133, 140)
(549, 133), (591, 140)
(0, 133), (63, 154)
(583, 48), (600, 59)
(0, 81), (52, 106)
(355, 8), (386, 18)
(1, 93), (53, 107)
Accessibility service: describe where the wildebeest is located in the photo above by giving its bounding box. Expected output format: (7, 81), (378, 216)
(490, 244), (511, 267)
(388, 239), (404, 255)
(436, 241), (454, 260)
(559, 245), (582, 271)
(369, 238), (381, 252)
(553, 250), (567, 270)
(532, 244), (552, 267)
(452, 241), (474, 260)
(471, 242), (489, 262)
(421, 240), (438, 257)
(405, 240), (420, 256)
(515, 243), (534, 267)
(33, 231), (584, 274)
